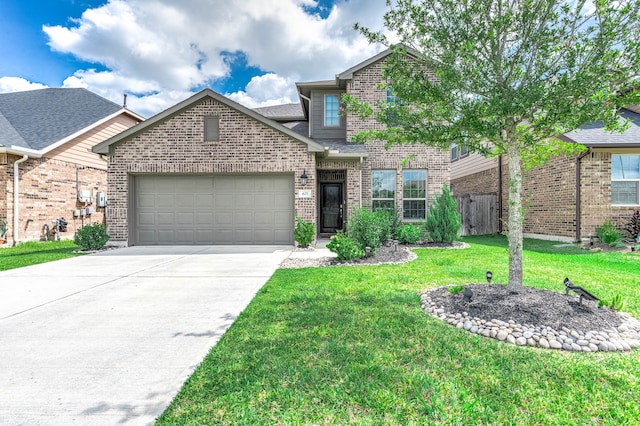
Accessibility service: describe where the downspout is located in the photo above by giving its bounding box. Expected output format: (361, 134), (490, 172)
(575, 148), (592, 243)
(13, 154), (29, 245)
(497, 155), (503, 233)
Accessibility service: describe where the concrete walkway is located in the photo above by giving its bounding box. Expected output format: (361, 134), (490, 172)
(0, 245), (291, 425)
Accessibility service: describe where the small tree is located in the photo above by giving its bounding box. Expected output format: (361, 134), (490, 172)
(348, 0), (640, 286)
(424, 185), (461, 244)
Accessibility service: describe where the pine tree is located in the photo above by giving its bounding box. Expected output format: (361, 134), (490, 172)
(424, 185), (461, 244)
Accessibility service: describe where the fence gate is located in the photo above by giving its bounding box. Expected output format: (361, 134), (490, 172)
(457, 193), (497, 236)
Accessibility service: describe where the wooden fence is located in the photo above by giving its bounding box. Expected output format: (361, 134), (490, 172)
(456, 193), (498, 236)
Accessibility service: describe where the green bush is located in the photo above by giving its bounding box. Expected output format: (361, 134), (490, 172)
(0, 217), (7, 239)
(397, 223), (422, 244)
(448, 285), (465, 295)
(374, 208), (402, 242)
(74, 222), (110, 250)
(347, 208), (385, 254)
(294, 216), (314, 248)
(326, 231), (365, 261)
(599, 293), (627, 311)
(596, 219), (621, 245)
(424, 184), (461, 244)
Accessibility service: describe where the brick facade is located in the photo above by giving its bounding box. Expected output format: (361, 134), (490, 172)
(106, 98), (316, 243)
(452, 150), (639, 240)
(347, 61), (450, 213)
(1, 154), (107, 243)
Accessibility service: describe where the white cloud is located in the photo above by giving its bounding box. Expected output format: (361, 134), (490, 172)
(39, 0), (392, 116)
(0, 77), (48, 93)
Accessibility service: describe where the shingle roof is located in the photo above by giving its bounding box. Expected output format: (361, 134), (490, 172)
(253, 104), (304, 120)
(562, 108), (640, 148)
(0, 88), (123, 151)
(281, 121), (369, 157)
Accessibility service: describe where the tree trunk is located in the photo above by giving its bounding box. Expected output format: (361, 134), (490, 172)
(506, 142), (524, 287)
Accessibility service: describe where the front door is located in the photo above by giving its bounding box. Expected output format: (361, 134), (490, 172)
(320, 183), (343, 234)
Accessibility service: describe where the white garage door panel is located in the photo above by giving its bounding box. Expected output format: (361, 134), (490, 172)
(134, 175), (293, 245)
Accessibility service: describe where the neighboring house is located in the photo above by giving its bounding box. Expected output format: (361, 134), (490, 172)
(0, 88), (143, 244)
(451, 106), (640, 242)
(92, 49), (449, 246)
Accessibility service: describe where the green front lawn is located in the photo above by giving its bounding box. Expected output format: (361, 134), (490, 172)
(0, 240), (84, 271)
(159, 235), (640, 425)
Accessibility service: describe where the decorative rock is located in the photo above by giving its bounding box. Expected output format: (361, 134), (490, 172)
(576, 340), (589, 346)
(562, 342), (574, 351)
(516, 337), (527, 346)
(570, 330), (580, 339)
(571, 343), (582, 351)
(523, 331), (534, 339)
(463, 321), (473, 331)
(549, 340), (563, 349)
(588, 343), (599, 352)
(620, 341), (631, 351)
(507, 335), (516, 344)
(496, 330), (508, 341)
(598, 342), (609, 352)
(512, 332), (523, 338)
(539, 338), (550, 348)
(527, 338), (536, 346)
(456, 322), (464, 329)
(618, 324), (629, 332)
(470, 326), (479, 334)
(490, 329), (498, 338)
(581, 346), (591, 352)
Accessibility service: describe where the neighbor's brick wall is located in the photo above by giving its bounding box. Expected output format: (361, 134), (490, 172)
(451, 168), (499, 196)
(107, 97), (316, 244)
(346, 60), (450, 214)
(2, 154), (106, 243)
(581, 151), (638, 239)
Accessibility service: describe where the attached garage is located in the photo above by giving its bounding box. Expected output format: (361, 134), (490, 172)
(132, 174), (294, 245)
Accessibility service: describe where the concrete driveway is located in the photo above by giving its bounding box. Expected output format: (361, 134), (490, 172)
(0, 245), (292, 425)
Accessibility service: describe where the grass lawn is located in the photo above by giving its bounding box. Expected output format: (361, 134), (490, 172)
(0, 240), (84, 271)
(158, 235), (640, 425)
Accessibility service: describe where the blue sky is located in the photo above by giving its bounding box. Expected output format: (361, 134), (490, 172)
(0, 0), (389, 117)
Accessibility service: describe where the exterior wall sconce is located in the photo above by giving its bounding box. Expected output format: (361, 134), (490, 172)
(300, 169), (308, 186)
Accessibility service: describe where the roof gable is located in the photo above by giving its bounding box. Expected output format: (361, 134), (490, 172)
(0, 88), (131, 151)
(562, 108), (640, 148)
(336, 45), (422, 80)
(92, 89), (325, 154)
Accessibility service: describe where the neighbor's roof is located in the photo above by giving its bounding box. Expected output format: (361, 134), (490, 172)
(562, 108), (640, 148)
(92, 89), (325, 155)
(0, 88), (141, 154)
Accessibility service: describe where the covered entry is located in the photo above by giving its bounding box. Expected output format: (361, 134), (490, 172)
(132, 174), (294, 245)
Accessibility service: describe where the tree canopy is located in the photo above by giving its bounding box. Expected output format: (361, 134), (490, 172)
(348, 0), (640, 286)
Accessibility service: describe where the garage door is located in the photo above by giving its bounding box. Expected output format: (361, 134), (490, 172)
(133, 174), (294, 245)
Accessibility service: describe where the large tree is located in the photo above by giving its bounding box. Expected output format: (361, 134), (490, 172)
(347, 0), (640, 287)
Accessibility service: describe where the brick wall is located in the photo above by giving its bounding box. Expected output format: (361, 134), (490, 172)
(451, 168), (499, 196)
(346, 60), (450, 215)
(2, 154), (107, 243)
(107, 97), (316, 244)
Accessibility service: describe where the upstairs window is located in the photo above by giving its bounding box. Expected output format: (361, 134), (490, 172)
(386, 87), (401, 127)
(372, 170), (395, 210)
(612, 154), (640, 205)
(451, 143), (458, 161)
(324, 95), (340, 126)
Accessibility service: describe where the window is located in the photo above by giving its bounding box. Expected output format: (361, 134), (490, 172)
(324, 95), (340, 126)
(372, 170), (395, 210)
(403, 170), (427, 220)
(460, 145), (469, 157)
(612, 155), (640, 205)
(451, 143), (458, 161)
(386, 87), (401, 127)
(204, 116), (219, 142)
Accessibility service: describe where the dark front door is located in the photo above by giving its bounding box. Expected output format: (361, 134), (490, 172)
(320, 183), (343, 234)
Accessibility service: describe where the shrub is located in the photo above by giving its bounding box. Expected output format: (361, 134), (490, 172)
(326, 231), (365, 261)
(0, 217), (7, 239)
(599, 293), (627, 311)
(294, 216), (314, 248)
(374, 208), (402, 242)
(424, 184), (461, 244)
(347, 208), (385, 254)
(448, 285), (465, 295)
(596, 219), (621, 245)
(397, 223), (422, 244)
(74, 223), (110, 250)
(624, 210), (640, 243)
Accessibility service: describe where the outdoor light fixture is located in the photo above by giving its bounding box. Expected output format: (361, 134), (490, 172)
(300, 169), (308, 186)
(486, 271), (493, 284)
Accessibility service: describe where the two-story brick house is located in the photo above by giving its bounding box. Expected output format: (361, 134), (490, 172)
(92, 49), (449, 246)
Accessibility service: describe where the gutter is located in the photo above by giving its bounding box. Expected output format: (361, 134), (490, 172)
(13, 155), (29, 245)
(575, 148), (592, 242)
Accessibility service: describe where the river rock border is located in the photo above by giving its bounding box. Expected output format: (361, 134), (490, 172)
(420, 291), (640, 352)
